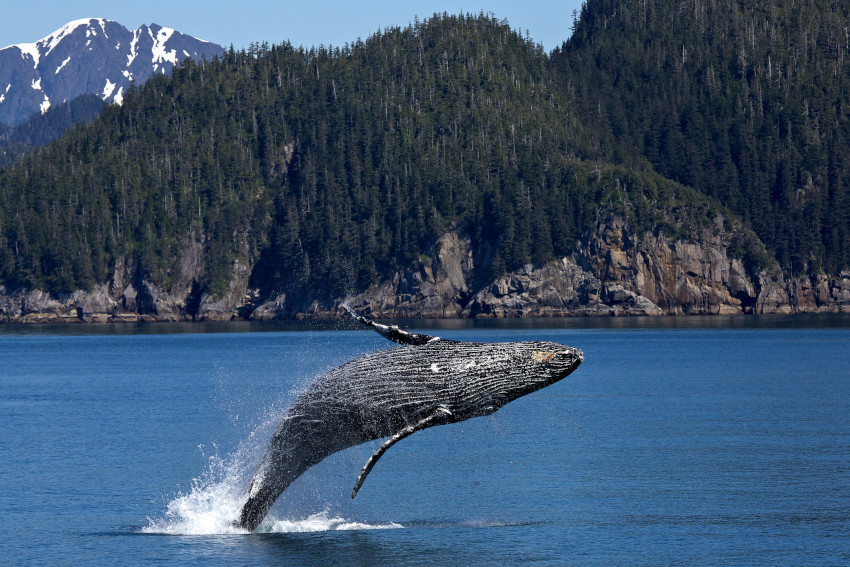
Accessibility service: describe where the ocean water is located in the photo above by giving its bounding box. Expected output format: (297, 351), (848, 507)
(0, 317), (848, 565)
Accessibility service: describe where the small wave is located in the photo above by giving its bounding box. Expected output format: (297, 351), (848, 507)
(403, 519), (542, 530)
(265, 511), (402, 533)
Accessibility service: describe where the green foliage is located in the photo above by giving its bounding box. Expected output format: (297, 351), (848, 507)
(0, 12), (763, 301)
(0, 94), (106, 168)
(555, 0), (850, 274)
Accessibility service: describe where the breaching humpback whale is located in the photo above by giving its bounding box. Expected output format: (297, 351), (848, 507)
(237, 306), (583, 531)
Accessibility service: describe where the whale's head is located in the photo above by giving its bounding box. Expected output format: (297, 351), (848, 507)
(464, 341), (584, 417)
(514, 340), (584, 391)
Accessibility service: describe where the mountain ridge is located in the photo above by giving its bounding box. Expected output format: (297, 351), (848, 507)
(0, 18), (224, 126)
(0, 11), (848, 322)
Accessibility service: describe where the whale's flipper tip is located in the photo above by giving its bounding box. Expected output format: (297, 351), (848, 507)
(341, 302), (358, 319)
(342, 304), (441, 346)
(351, 407), (455, 497)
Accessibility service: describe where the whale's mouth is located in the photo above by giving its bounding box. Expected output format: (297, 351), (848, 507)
(532, 348), (583, 367)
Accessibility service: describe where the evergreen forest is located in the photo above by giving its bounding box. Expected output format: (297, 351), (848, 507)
(0, 94), (105, 169)
(0, 5), (848, 306)
(555, 0), (850, 274)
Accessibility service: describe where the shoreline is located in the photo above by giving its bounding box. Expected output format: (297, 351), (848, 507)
(3, 311), (850, 332)
(3, 305), (850, 325)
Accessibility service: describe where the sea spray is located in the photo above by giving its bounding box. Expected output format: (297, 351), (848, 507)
(142, 445), (401, 535)
(142, 391), (401, 535)
(142, 443), (255, 535)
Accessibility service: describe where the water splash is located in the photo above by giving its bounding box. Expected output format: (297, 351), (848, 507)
(141, 448), (251, 535)
(141, 417), (401, 535)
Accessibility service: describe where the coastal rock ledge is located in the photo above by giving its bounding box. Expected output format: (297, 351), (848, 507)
(2, 215), (849, 323)
(342, 216), (850, 319)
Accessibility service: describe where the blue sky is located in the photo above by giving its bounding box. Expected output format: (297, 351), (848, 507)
(1, 0), (584, 54)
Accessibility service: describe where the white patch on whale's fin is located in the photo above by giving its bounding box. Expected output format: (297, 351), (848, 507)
(351, 406), (454, 498)
(342, 303), (442, 346)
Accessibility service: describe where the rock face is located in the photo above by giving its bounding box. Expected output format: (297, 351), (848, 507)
(2, 213), (849, 323)
(342, 214), (850, 319)
(347, 231), (475, 318)
(0, 230), (253, 323)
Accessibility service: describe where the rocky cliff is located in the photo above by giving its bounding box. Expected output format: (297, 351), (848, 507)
(342, 214), (850, 319)
(1, 214), (848, 323)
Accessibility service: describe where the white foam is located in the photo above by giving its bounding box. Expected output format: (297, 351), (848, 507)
(267, 510), (402, 533)
(142, 445), (402, 535)
(141, 449), (251, 536)
(141, 404), (401, 536)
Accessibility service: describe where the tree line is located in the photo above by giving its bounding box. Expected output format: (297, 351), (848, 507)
(0, 10), (817, 303)
(554, 0), (850, 274)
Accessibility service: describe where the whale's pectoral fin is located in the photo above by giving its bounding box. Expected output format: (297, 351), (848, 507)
(351, 406), (454, 498)
(343, 303), (442, 346)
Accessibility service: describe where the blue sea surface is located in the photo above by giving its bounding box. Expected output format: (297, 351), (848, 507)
(0, 316), (848, 565)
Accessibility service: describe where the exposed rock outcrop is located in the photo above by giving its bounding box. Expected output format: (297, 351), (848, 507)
(341, 214), (850, 318)
(2, 214), (849, 323)
(569, 215), (758, 316)
(345, 231), (475, 318)
(0, 233), (255, 323)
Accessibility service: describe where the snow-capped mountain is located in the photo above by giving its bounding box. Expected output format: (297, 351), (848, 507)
(0, 18), (224, 126)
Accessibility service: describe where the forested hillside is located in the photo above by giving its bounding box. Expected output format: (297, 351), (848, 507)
(554, 0), (850, 275)
(2, 8), (848, 321)
(0, 94), (105, 168)
(0, 13), (717, 306)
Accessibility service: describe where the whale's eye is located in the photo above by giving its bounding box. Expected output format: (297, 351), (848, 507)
(532, 350), (556, 363)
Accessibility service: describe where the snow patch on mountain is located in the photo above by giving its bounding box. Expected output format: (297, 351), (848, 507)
(151, 26), (179, 72)
(41, 18), (100, 57)
(102, 79), (116, 99)
(0, 18), (224, 126)
(56, 56), (72, 74)
(127, 28), (141, 67)
(14, 43), (41, 67)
